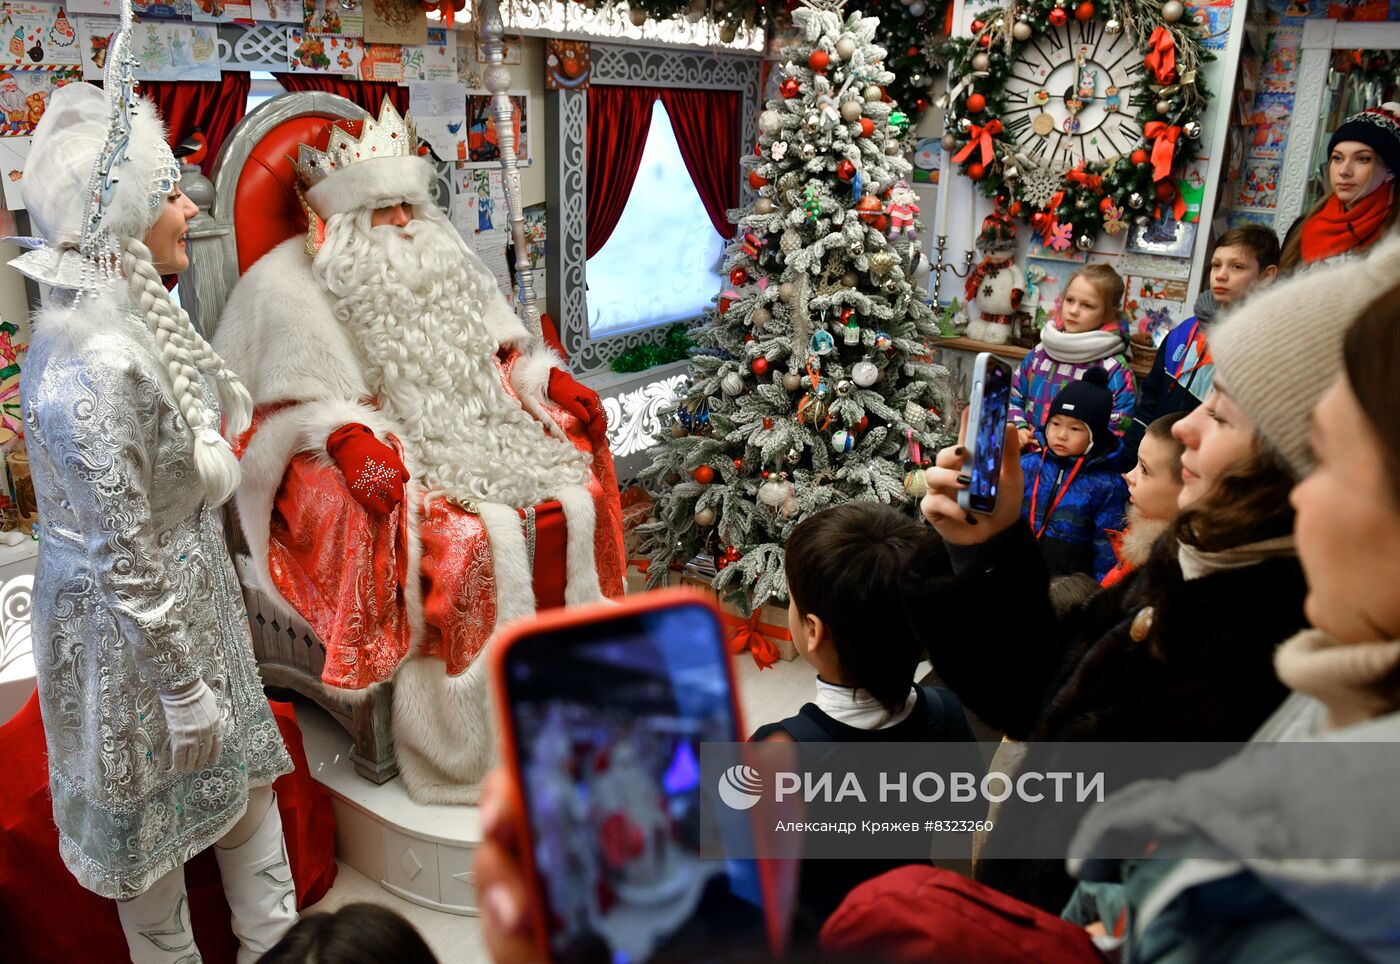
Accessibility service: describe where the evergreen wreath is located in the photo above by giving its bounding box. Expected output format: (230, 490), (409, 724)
(941, 0), (1212, 248)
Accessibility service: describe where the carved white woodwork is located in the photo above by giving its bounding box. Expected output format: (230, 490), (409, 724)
(500, 0), (764, 52)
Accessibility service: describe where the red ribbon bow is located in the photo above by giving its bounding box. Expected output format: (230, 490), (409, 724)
(952, 118), (1003, 166)
(1065, 162), (1103, 193)
(1143, 121), (1181, 181)
(727, 609), (781, 670)
(1143, 26), (1177, 84)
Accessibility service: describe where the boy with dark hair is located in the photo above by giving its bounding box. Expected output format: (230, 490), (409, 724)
(751, 502), (980, 931)
(752, 502), (974, 743)
(1120, 225), (1280, 467)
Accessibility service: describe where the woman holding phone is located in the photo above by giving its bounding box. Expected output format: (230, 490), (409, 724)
(912, 243), (1400, 912)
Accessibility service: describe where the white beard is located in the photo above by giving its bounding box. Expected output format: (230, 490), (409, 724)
(312, 209), (590, 508)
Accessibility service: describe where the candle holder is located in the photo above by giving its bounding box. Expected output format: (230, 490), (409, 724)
(931, 234), (976, 307)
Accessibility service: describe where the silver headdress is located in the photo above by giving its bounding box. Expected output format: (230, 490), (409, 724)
(9, 0), (180, 291)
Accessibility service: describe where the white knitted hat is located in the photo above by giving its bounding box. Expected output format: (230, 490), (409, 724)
(1211, 233), (1400, 478)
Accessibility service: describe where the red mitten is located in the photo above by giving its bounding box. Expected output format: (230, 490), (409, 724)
(325, 423), (409, 514)
(547, 367), (610, 448)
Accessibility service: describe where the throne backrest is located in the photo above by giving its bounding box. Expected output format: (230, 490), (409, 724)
(192, 92), (368, 341)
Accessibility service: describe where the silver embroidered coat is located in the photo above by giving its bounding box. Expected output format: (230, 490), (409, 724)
(21, 291), (292, 900)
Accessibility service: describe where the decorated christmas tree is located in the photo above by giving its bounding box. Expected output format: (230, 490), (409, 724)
(637, 0), (955, 613)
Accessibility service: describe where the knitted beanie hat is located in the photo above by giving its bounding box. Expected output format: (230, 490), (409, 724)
(1328, 102), (1400, 177)
(1045, 367), (1114, 455)
(1211, 234), (1400, 478)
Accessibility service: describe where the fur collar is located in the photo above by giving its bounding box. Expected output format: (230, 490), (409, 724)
(1118, 516), (1171, 569)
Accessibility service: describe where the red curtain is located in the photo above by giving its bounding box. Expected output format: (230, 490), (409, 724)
(141, 73), (252, 176)
(271, 74), (409, 116)
(586, 84), (658, 259)
(657, 88), (739, 239)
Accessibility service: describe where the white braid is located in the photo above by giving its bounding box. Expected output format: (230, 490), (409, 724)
(122, 238), (244, 507)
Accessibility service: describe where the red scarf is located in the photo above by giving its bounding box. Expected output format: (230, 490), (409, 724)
(1300, 184), (1394, 264)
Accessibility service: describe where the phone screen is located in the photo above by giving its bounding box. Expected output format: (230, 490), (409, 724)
(967, 358), (1013, 513)
(501, 601), (766, 963)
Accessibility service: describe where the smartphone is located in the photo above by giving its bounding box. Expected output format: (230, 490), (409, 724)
(958, 352), (1014, 515)
(492, 589), (781, 963)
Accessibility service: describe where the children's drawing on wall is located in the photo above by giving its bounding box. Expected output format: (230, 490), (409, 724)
(1239, 160), (1281, 209)
(1249, 92), (1294, 158)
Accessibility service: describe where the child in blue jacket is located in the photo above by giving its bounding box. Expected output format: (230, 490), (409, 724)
(1020, 368), (1129, 581)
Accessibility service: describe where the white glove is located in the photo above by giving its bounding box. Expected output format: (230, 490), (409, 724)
(159, 678), (222, 773)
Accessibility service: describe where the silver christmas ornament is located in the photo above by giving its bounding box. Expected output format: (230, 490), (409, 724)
(801, 142), (818, 159)
(1183, 121), (1202, 139)
(864, 84), (883, 102)
(849, 238), (864, 257)
(759, 109), (782, 135)
(842, 270), (860, 287)
(841, 99), (863, 122)
(754, 197), (774, 215)
(941, 132), (958, 151)
(958, 116), (972, 132)
(721, 371), (746, 396)
(781, 228), (803, 252)
(694, 506), (716, 526)
(782, 371), (803, 390)
(835, 36), (856, 60)
(804, 111), (821, 132)
(868, 251), (896, 276)
(885, 141), (902, 155)
(835, 378), (853, 396)
(1155, 99), (1172, 114)
(786, 447), (801, 464)
(908, 0), (925, 14)
(1076, 234), (1093, 250)
(852, 359), (879, 387)
(758, 476), (796, 513)
(903, 399), (926, 425)
(1128, 192), (1145, 208)
(909, 72), (926, 88)
(1162, 0), (1184, 20)
(1105, 17), (1122, 33)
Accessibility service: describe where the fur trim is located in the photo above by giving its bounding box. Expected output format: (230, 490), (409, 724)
(214, 238), (370, 406)
(557, 483), (605, 606)
(509, 347), (571, 443)
(233, 396), (409, 617)
(1119, 516), (1171, 570)
(390, 654), (497, 804)
(477, 502), (538, 626)
(304, 154), (434, 220)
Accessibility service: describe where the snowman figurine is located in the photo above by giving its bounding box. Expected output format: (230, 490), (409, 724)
(964, 207), (1026, 346)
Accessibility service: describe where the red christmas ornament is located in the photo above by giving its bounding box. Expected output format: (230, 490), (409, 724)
(780, 77), (800, 98)
(1130, 148), (1149, 166)
(855, 415), (870, 432)
(763, 418), (774, 430)
(751, 357), (770, 377)
(729, 266), (749, 286)
(1155, 181), (1177, 201)
(915, 98), (928, 113)
(1048, 6), (1068, 25)
(873, 214), (888, 232)
(906, 46), (919, 57)
(978, 33), (992, 47)
(725, 546), (741, 561)
(716, 555), (729, 570)
(1099, 196), (1116, 213)
(693, 465), (715, 485)
(836, 159), (857, 181)
(718, 298), (732, 315)
(856, 195), (883, 222)
(732, 457), (744, 470)
(1030, 211), (1051, 232)
(859, 117), (875, 137)
(966, 93), (986, 113)
(754, 142), (762, 156)
(1008, 200), (1023, 217)
(968, 161), (988, 180)
(809, 49), (830, 72)
(1074, 1), (1095, 19)
(971, 17), (985, 30)
(748, 171), (769, 190)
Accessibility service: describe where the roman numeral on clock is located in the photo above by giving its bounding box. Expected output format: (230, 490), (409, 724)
(1045, 28), (1066, 53)
(1005, 113), (1033, 140)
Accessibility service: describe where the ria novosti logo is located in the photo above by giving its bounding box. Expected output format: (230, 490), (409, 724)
(717, 764), (763, 810)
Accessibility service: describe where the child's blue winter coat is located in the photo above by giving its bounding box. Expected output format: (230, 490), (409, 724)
(1020, 432), (1129, 581)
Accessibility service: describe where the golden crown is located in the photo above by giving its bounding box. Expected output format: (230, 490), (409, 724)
(295, 96), (418, 188)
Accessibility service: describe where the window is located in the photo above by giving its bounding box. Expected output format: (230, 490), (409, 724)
(585, 99), (724, 337)
(246, 70), (281, 114)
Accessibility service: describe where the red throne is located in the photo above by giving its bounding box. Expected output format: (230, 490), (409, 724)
(206, 92), (621, 782)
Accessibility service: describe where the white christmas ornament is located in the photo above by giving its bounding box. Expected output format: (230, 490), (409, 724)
(758, 476), (796, 515)
(852, 359), (879, 387)
(721, 371), (746, 396)
(832, 430), (855, 453)
(835, 37), (856, 60)
(759, 110), (781, 135)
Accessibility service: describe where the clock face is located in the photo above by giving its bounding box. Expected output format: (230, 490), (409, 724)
(1003, 19), (1147, 166)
